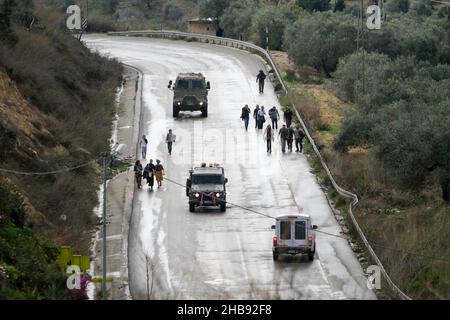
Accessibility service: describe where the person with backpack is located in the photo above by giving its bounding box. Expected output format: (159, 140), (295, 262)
(278, 125), (289, 153)
(143, 159), (156, 191)
(240, 104), (251, 131)
(287, 125), (295, 152)
(294, 124), (306, 153)
(264, 124), (274, 153)
(284, 108), (293, 128)
(268, 106), (280, 130)
(256, 70), (267, 94)
(140, 135), (148, 159)
(134, 160), (143, 189)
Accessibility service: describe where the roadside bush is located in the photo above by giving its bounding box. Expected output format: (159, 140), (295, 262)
(0, 179), (67, 299)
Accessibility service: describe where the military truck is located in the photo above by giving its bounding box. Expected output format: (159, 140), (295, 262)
(186, 163), (228, 212)
(168, 73), (210, 118)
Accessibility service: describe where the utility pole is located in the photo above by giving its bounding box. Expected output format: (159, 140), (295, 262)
(361, 0), (365, 95)
(266, 26), (269, 52)
(101, 152), (108, 300)
(86, 0), (89, 23)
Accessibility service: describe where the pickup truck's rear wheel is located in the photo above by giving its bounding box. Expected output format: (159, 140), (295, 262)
(173, 105), (179, 118)
(273, 250), (279, 261)
(201, 107), (208, 117)
(308, 246), (315, 261)
(189, 203), (195, 212)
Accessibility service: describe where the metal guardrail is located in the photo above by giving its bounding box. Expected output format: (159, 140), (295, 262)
(108, 30), (412, 300)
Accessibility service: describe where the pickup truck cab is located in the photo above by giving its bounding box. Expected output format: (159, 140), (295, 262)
(271, 214), (318, 261)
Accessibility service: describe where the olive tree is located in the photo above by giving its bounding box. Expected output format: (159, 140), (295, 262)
(250, 4), (301, 50)
(220, 0), (257, 40)
(285, 12), (356, 76)
(334, 52), (450, 201)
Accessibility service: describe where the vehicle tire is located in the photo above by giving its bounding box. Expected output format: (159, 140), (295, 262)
(173, 106), (179, 118)
(220, 202), (226, 212)
(201, 107), (208, 117)
(308, 246), (315, 261)
(273, 251), (279, 261)
(189, 203), (195, 212)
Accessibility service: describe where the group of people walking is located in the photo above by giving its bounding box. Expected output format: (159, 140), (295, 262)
(134, 158), (165, 190)
(134, 129), (176, 189)
(241, 104), (305, 154)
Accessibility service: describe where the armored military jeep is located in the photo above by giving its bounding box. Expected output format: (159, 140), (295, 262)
(186, 163), (228, 212)
(168, 73), (210, 118)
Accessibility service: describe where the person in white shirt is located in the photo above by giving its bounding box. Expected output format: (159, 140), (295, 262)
(140, 135), (148, 159)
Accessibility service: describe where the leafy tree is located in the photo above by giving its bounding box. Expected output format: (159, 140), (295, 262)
(297, 0), (331, 12)
(412, 1), (432, 16)
(199, 0), (231, 18)
(285, 12), (356, 76)
(100, 0), (119, 15)
(0, 0), (17, 44)
(250, 3), (302, 50)
(164, 3), (184, 21)
(220, 0), (257, 40)
(11, 0), (34, 28)
(387, 0), (409, 13)
(334, 0), (345, 12)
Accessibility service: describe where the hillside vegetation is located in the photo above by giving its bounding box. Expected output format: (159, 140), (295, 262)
(0, 0), (122, 298)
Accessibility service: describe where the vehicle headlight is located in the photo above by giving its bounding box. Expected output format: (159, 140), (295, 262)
(195, 193), (200, 198)
(215, 193), (221, 198)
(177, 101), (181, 106)
(199, 102), (204, 106)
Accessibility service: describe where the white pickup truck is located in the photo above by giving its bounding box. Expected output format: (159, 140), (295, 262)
(271, 214), (318, 261)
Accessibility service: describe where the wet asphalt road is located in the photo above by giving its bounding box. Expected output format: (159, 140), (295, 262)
(85, 35), (376, 300)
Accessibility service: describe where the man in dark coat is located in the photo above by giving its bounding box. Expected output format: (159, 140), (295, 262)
(253, 105), (260, 128)
(240, 104), (251, 131)
(284, 108), (293, 128)
(256, 70), (267, 93)
(278, 125), (289, 153)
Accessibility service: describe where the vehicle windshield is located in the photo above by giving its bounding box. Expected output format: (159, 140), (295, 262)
(192, 174), (223, 184)
(192, 80), (204, 90)
(176, 80), (189, 90)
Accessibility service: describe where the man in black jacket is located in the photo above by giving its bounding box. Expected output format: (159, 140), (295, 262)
(240, 104), (251, 131)
(256, 70), (267, 93)
(278, 125), (289, 153)
(284, 108), (293, 128)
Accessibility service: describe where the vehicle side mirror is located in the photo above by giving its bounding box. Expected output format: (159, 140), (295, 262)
(206, 81), (210, 90)
(312, 225), (318, 230)
(271, 225), (276, 230)
(168, 80), (173, 89)
(224, 178), (228, 184)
